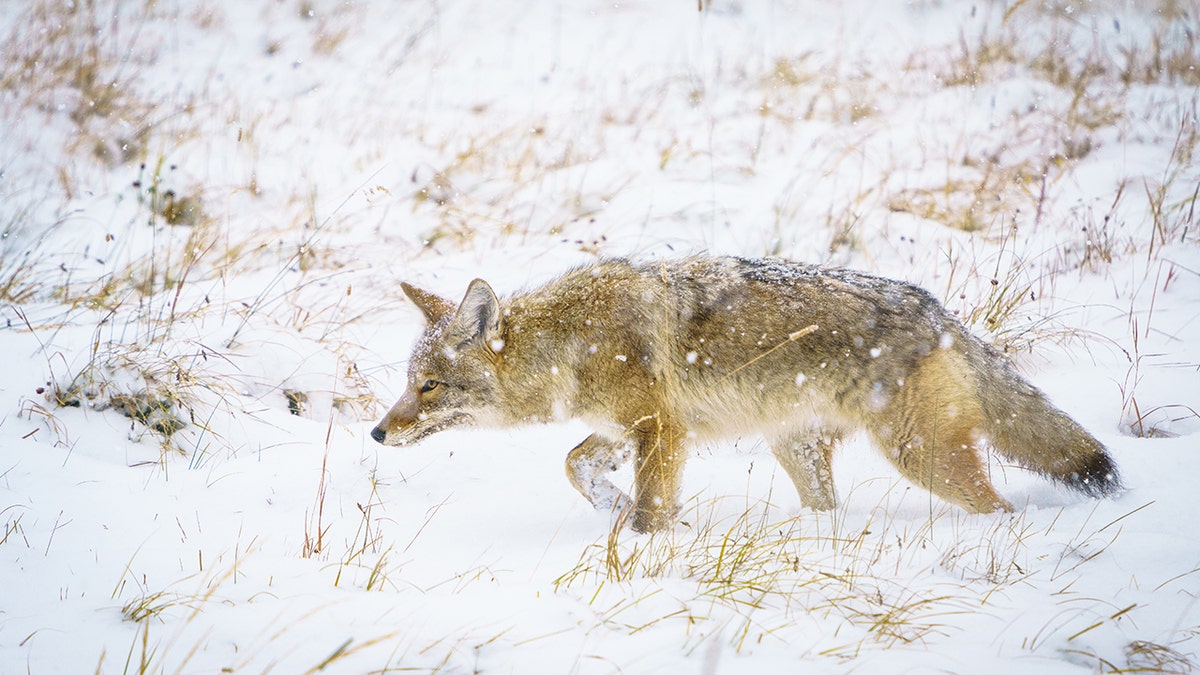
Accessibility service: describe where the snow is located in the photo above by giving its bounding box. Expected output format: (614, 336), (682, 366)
(1, 0), (1199, 673)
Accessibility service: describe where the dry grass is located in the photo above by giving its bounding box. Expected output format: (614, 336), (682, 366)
(0, 1), (162, 170)
(558, 496), (973, 651)
(547, 494), (1197, 669)
(407, 119), (630, 253)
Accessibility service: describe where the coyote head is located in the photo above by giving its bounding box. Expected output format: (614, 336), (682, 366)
(370, 279), (504, 446)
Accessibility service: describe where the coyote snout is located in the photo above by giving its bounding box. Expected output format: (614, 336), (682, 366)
(370, 390), (419, 445)
(372, 255), (1122, 532)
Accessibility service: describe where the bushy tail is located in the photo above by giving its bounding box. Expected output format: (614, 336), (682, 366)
(965, 337), (1122, 499)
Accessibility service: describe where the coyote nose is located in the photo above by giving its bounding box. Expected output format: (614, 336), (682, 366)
(370, 426), (386, 444)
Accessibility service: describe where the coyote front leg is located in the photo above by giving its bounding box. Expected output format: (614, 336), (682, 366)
(566, 434), (633, 514)
(630, 415), (687, 533)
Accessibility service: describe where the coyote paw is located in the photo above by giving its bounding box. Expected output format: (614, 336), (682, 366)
(630, 501), (680, 533)
(587, 482), (633, 514)
(566, 435), (636, 517)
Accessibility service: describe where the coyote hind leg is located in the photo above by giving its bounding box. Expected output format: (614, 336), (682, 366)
(770, 430), (841, 511)
(885, 426), (1014, 513)
(566, 434), (633, 513)
(875, 348), (1014, 514)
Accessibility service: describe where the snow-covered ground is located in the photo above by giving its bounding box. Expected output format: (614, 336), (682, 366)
(2, 0), (1198, 672)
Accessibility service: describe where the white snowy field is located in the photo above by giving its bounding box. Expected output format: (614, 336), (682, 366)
(1, 0), (1198, 672)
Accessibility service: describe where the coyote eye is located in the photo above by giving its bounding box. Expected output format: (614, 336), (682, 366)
(419, 379), (440, 393)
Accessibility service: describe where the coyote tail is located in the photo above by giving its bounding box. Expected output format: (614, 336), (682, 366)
(966, 337), (1122, 499)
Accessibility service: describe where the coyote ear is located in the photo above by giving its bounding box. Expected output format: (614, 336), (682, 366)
(445, 279), (504, 351)
(402, 282), (456, 325)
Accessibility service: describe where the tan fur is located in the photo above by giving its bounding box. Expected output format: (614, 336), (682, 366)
(371, 256), (1121, 532)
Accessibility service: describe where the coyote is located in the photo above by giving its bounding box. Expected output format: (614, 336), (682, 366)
(371, 256), (1121, 532)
